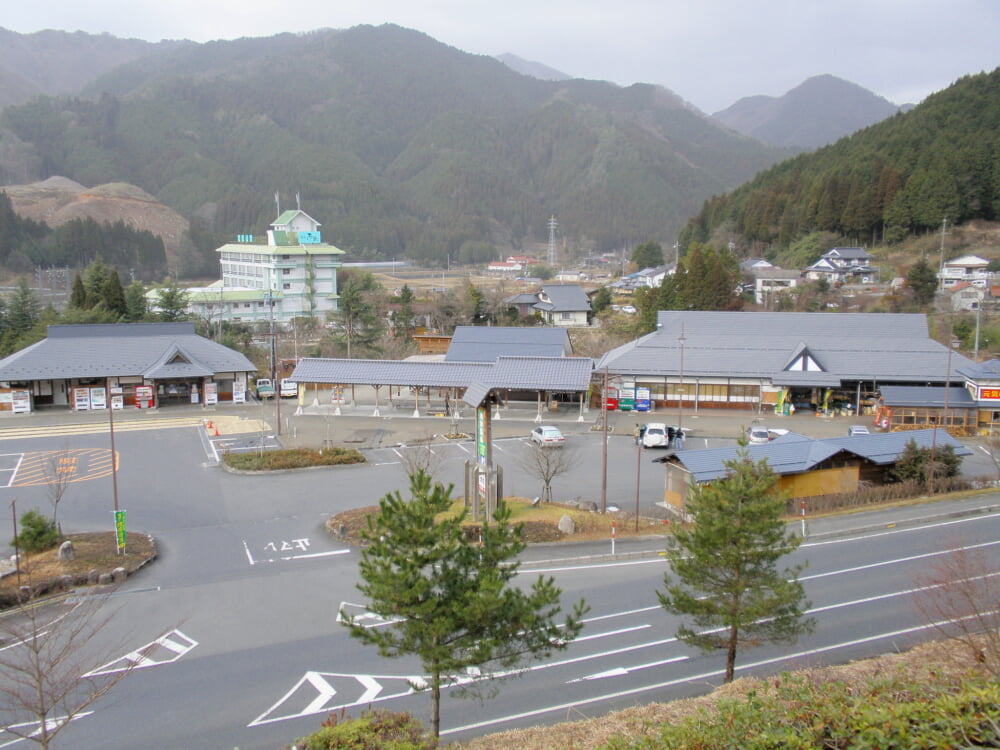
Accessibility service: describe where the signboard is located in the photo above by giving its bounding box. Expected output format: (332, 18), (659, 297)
(635, 387), (651, 412)
(204, 382), (218, 405)
(90, 387), (107, 410)
(72, 387), (91, 411)
(232, 381), (246, 404)
(476, 405), (490, 498)
(980, 388), (1000, 400)
(111, 394), (124, 410)
(114, 510), (126, 551)
(11, 390), (30, 414)
(0, 392), (11, 404)
(298, 230), (321, 244)
(135, 385), (154, 409)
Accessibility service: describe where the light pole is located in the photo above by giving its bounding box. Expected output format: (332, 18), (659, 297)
(677, 322), (686, 441)
(265, 292), (281, 436)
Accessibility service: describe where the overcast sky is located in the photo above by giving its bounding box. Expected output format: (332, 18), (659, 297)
(5, 0), (999, 113)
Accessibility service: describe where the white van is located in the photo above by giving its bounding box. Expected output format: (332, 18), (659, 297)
(279, 379), (298, 398)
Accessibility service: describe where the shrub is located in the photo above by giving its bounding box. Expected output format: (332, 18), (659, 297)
(222, 447), (366, 471)
(12, 509), (60, 553)
(297, 709), (436, 749)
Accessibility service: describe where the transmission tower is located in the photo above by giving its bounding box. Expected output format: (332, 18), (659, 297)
(547, 215), (558, 266)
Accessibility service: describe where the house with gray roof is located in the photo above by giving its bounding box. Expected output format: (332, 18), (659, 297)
(445, 326), (573, 362)
(505, 284), (592, 327)
(656, 428), (971, 511)
(0, 322), (257, 412)
(596, 310), (973, 416)
(805, 246), (875, 284)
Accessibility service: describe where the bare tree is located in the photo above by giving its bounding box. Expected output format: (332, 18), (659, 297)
(913, 541), (1000, 677)
(518, 443), (580, 503)
(0, 586), (145, 748)
(398, 436), (444, 479)
(43, 446), (75, 531)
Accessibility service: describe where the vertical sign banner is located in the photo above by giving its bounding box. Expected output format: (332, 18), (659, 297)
(114, 510), (126, 551)
(476, 405), (490, 499)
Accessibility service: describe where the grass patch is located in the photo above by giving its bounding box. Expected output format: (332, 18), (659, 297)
(328, 496), (671, 546)
(223, 447), (366, 471)
(0, 531), (156, 608)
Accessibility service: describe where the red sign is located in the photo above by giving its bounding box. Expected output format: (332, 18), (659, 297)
(981, 388), (1000, 400)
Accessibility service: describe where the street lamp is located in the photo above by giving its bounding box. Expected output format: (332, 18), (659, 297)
(677, 322), (686, 440)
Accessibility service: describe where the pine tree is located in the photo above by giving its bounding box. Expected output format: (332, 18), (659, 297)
(906, 257), (939, 307)
(346, 470), (587, 737)
(101, 269), (127, 318)
(69, 273), (88, 309)
(658, 448), (814, 682)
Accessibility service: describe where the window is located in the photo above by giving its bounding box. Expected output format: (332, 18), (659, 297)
(283, 268), (291, 275)
(283, 283), (291, 290)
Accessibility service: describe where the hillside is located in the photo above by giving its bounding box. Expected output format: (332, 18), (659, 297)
(0, 24), (787, 267)
(0, 27), (184, 104)
(712, 74), (902, 149)
(681, 68), (1000, 256)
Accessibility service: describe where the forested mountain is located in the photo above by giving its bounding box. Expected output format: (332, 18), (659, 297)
(0, 24), (786, 272)
(0, 27), (184, 105)
(712, 75), (904, 150)
(495, 54), (572, 82)
(681, 68), (1000, 256)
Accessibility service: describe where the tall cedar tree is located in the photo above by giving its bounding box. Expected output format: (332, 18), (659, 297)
(906, 257), (939, 307)
(658, 448), (814, 682)
(333, 272), (383, 358)
(631, 241), (664, 269)
(346, 470), (587, 737)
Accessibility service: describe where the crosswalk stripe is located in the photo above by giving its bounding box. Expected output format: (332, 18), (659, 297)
(0, 417), (206, 441)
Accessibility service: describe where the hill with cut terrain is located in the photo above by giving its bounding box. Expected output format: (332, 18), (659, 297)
(2, 176), (188, 259)
(712, 74), (903, 149)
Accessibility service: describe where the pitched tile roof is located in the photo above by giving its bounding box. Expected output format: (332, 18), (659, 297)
(445, 326), (572, 362)
(596, 311), (972, 386)
(879, 385), (976, 408)
(0, 323), (256, 381)
(664, 428), (971, 483)
(290, 355), (593, 406)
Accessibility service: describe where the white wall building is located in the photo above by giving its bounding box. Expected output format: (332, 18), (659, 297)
(167, 209), (344, 326)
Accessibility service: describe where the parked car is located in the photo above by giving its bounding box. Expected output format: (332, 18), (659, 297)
(746, 424), (771, 444)
(255, 378), (275, 399)
(642, 423), (669, 448)
(530, 425), (565, 446)
(279, 379), (298, 398)
(847, 424), (871, 437)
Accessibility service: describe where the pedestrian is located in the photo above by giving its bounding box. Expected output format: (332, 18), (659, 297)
(633, 424), (641, 445)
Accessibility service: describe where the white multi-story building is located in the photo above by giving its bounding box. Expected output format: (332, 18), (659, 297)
(176, 209), (344, 326)
(938, 254), (996, 290)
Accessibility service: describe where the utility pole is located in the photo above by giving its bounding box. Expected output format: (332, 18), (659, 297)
(938, 217), (949, 291)
(547, 216), (558, 267)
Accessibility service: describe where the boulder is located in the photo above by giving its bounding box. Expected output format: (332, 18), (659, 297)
(557, 515), (576, 535)
(97, 573), (113, 585)
(87, 569), (100, 584)
(111, 567), (127, 583)
(57, 540), (75, 561)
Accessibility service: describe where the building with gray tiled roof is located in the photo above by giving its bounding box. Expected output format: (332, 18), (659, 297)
(596, 310), (974, 416)
(0, 322), (257, 411)
(445, 326), (572, 362)
(657, 428), (971, 510)
(505, 285), (592, 327)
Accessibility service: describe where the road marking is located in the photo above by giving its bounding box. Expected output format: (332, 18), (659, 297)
(8, 448), (115, 487)
(800, 537), (1000, 582)
(0, 417), (206, 441)
(83, 629), (198, 676)
(0, 712), (94, 748)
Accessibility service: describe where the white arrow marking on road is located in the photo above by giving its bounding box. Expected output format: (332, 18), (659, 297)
(357, 674), (383, 703)
(566, 655), (689, 683)
(83, 629), (198, 676)
(0, 712), (93, 748)
(302, 672), (339, 715)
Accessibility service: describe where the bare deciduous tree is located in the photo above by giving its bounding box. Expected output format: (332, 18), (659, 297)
(0, 586), (144, 748)
(913, 541), (1000, 677)
(518, 444), (579, 503)
(398, 436), (444, 479)
(43, 445), (75, 531)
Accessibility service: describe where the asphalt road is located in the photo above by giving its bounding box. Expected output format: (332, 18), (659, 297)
(1, 421), (999, 748)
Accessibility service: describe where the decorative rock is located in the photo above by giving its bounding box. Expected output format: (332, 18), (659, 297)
(57, 574), (73, 590)
(557, 515), (576, 535)
(97, 573), (113, 585)
(87, 569), (100, 584)
(57, 540), (75, 561)
(579, 501), (598, 512)
(111, 567), (127, 583)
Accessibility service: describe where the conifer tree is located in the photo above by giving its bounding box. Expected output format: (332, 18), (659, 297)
(101, 269), (127, 318)
(906, 257), (938, 307)
(658, 448), (813, 682)
(69, 273), (88, 309)
(346, 470), (587, 737)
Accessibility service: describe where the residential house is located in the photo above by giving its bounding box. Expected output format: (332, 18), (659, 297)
(805, 247), (875, 284)
(939, 254), (995, 289)
(506, 284), (592, 327)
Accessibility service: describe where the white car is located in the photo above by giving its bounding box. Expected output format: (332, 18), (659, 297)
(279, 379), (298, 398)
(642, 423), (669, 448)
(847, 425), (871, 437)
(746, 425), (771, 444)
(530, 425), (565, 446)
